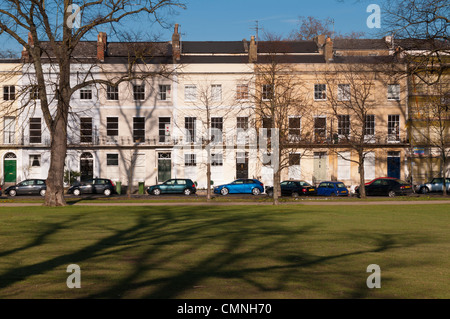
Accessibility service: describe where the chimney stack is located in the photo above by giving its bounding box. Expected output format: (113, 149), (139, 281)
(324, 37), (333, 62)
(172, 23), (181, 63)
(21, 32), (34, 62)
(314, 34), (326, 53)
(97, 32), (107, 62)
(249, 35), (257, 63)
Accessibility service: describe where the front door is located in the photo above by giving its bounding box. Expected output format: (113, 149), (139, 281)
(387, 152), (400, 179)
(158, 153), (171, 183)
(313, 152), (327, 184)
(80, 153), (94, 182)
(4, 153), (17, 183)
(236, 152), (248, 179)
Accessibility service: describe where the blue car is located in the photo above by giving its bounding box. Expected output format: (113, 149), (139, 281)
(316, 181), (349, 196)
(214, 179), (264, 196)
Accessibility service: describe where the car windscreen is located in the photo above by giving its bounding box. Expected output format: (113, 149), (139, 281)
(336, 183), (346, 188)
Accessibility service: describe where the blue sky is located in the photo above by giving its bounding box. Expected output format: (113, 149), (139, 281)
(161, 0), (380, 41)
(1, 0), (383, 54)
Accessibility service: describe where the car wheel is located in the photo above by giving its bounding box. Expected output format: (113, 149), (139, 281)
(40, 189), (46, 197)
(292, 192), (299, 198)
(330, 192), (337, 197)
(267, 190), (273, 197)
(252, 188), (261, 196)
(153, 188), (161, 196)
(220, 188), (229, 196)
(388, 190), (396, 198)
(104, 189), (112, 196)
(184, 188), (192, 196)
(9, 189), (16, 197)
(73, 189), (81, 196)
(420, 187), (429, 194)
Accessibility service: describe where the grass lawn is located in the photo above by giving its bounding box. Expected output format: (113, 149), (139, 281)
(0, 204), (449, 299)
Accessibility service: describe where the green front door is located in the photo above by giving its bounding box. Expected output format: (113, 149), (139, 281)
(158, 153), (171, 183)
(4, 158), (17, 183)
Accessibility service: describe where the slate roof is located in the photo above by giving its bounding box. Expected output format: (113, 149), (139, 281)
(333, 39), (390, 50)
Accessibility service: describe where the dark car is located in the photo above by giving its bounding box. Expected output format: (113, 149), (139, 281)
(266, 180), (317, 197)
(68, 178), (116, 196)
(356, 177), (413, 197)
(415, 178), (450, 194)
(147, 179), (196, 196)
(214, 179), (264, 196)
(0, 186), (2, 196)
(4, 179), (47, 196)
(316, 181), (349, 196)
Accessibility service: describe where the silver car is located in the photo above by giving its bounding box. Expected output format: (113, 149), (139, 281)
(415, 178), (450, 194)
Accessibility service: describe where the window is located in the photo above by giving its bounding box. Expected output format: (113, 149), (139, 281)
(3, 117), (15, 144)
(337, 115), (350, 136)
(80, 86), (93, 100)
(107, 85), (119, 101)
(236, 84), (249, 100)
(262, 84), (273, 101)
(237, 117), (248, 130)
(211, 117), (223, 143)
(80, 117), (93, 143)
(29, 118), (41, 143)
(211, 153), (223, 166)
(314, 84), (327, 100)
(133, 84), (145, 101)
(338, 84), (351, 101)
(185, 153), (196, 166)
(388, 84), (400, 100)
(211, 84), (222, 102)
(262, 117), (272, 136)
(106, 117), (119, 136)
(29, 155), (41, 167)
(133, 117), (145, 142)
(159, 117), (171, 143)
(185, 117), (196, 142)
(30, 87), (40, 100)
(314, 117), (326, 142)
(185, 85), (197, 101)
(364, 115), (375, 136)
(158, 85), (171, 101)
(106, 154), (119, 166)
(289, 117), (301, 142)
(388, 115), (400, 141)
(3, 85), (15, 100)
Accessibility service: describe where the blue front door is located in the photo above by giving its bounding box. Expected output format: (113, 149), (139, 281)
(387, 153), (400, 179)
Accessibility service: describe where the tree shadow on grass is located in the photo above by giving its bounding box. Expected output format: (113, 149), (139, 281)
(0, 206), (432, 298)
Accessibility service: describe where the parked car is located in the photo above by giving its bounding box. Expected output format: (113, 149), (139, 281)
(316, 181), (349, 196)
(68, 178), (116, 196)
(266, 180), (317, 197)
(415, 178), (450, 194)
(147, 179), (196, 196)
(4, 179), (47, 196)
(0, 186), (2, 196)
(355, 177), (413, 197)
(214, 179), (264, 196)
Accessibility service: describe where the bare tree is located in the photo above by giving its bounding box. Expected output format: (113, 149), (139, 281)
(321, 63), (395, 198)
(247, 35), (312, 205)
(0, 0), (185, 206)
(289, 16), (365, 41)
(175, 78), (240, 201)
(409, 75), (450, 195)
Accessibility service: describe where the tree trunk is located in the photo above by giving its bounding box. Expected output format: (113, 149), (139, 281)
(442, 154), (447, 196)
(358, 152), (366, 199)
(44, 106), (68, 206)
(273, 169), (281, 205)
(206, 162), (212, 201)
